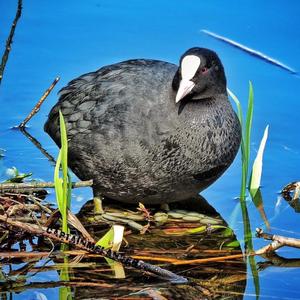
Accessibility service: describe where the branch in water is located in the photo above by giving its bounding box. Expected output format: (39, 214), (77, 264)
(0, 0), (23, 86)
(19, 77), (60, 128)
(255, 228), (300, 255)
(0, 180), (93, 192)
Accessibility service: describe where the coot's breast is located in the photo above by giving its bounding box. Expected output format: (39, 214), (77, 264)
(45, 59), (241, 204)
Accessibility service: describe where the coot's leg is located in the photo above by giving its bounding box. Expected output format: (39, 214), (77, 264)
(93, 196), (104, 214)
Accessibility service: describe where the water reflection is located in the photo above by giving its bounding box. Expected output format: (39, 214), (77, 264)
(0, 195), (247, 299)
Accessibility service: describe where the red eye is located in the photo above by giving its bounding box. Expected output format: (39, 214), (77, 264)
(201, 67), (208, 73)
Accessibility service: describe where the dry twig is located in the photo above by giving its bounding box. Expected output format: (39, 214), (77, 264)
(19, 77), (60, 128)
(0, 0), (22, 85)
(255, 228), (300, 255)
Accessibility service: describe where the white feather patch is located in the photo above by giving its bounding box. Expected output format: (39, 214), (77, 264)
(181, 55), (201, 80)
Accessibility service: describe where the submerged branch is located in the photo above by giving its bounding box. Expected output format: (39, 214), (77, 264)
(0, 0), (22, 86)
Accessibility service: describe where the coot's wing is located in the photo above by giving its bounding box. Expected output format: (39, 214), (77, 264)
(44, 60), (178, 148)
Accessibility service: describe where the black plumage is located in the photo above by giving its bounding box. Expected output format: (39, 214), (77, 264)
(45, 47), (241, 204)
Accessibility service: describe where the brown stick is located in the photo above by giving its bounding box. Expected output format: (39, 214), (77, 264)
(19, 77), (60, 128)
(0, 0), (22, 86)
(0, 280), (141, 293)
(255, 228), (300, 254)
(0, 180), (93, 192)
(131, 253), (246, 265)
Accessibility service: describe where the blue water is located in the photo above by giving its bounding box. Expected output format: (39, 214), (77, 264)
(1, 0), (300, 298)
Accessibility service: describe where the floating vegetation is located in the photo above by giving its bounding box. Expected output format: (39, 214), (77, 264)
(4, 167), (32, 183)
(202, 29), (297, 74)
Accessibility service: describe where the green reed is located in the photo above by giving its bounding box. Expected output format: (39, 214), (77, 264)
(54, 111), (72, 233)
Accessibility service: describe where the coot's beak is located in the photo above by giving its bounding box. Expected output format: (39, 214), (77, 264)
(175, 79), (195, 103)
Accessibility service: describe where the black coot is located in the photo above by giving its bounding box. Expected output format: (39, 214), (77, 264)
(45, 47), (241, 204)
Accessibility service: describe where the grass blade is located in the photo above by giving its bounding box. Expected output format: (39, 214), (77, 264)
(227, 88), (243, 125)
(249, 125), (269, 193)
(250, 188), (270, 230)
(59, 256), (72, 300)
(54, 111), (71, 233)
(249, 255), (260, 299)
(59, 111), (71, 233)
(244, 81), (254, 175)
(229, 84), (260, 299)
(54, 151), (63, 213)
(249, 125), (270, 229)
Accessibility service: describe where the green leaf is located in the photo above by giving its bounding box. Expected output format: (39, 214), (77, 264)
(59, 110), (71, 233)
(96, 225), (124, 251)
(244, 81), (254, 175)
(96, 227), (115, 248)
(223, 240), (240, 248)
(96, 225), (125, 278)
(59, 255), (73, 300)
(230, 83), (260, 299)
(185, 225), (227, 235)
(227, 88), (243, 126)
(54, 111), (72, 233)
(250, 188), (270, 230)
(249, 125), (269, 229)
(249, 125), (269, 193)
(54, 151), (63, 213)
(249, 255), (260, 300)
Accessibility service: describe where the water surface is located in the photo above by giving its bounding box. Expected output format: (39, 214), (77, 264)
(1, 0), (300, 299)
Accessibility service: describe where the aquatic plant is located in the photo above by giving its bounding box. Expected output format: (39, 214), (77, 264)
(228, 82), (269, 299)
(97, 225), (125, 278)
(228, 82), (269, 233)
(4, 167), (32, 183)
(54, 111), (72, 233)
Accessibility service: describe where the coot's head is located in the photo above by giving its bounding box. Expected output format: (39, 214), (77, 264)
(172, 47), (227, 103)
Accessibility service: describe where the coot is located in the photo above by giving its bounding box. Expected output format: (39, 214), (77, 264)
(45, 47), (241, 204)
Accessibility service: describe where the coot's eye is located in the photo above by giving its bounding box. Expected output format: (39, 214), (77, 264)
(201, 67), (208, 73)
